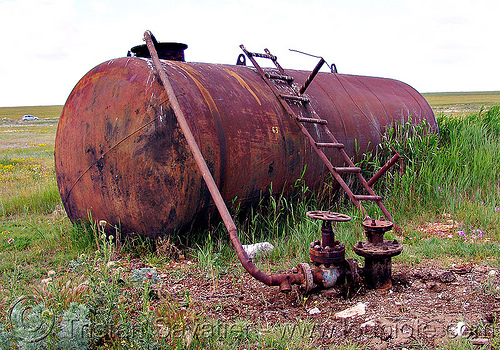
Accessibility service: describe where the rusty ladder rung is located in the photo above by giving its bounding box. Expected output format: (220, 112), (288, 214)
(265, 73), (294, 82)
(297, 117), (327, 125)
(315, 142), (344, 149)
(249, 51), (276, 60)
(280, 94), (310, 103)
(334, 167), (361, 174)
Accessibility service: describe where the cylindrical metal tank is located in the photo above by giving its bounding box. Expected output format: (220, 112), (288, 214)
(55, 55), (436, 237)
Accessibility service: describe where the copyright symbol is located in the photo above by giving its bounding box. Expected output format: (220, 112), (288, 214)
(9, 296), (55, 343)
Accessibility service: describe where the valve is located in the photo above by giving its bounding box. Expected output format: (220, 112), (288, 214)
(296, 211), (352, 293)
(306, 211), (350, 267)
(353, 217), (403, 289)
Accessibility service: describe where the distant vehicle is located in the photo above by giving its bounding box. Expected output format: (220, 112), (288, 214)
(22, 115), (39, 121)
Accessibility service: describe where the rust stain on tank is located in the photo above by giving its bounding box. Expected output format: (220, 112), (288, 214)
(223, 68), (262, 105)
(176, 64), (220, 115)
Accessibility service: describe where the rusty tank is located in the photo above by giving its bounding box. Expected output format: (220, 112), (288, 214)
(55, 41), (436, 237)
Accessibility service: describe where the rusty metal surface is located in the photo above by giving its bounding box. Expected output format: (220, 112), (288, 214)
(353, 240), (403, 258)
(306, 211), (350, 249)
(55, 54), (436, 238)
(345, 258), (362, 290)
(299, 57), (325, 94)
(306, 211), (351, 222)
(363, 257), (394, 290)
(310, 243), (346, 266)
(298, 262), (316, 293)
(362, 218), (394, 233)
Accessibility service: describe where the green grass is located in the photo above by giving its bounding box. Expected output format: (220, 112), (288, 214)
(0, 109), (76, 302)
(1, 98), (500, 349)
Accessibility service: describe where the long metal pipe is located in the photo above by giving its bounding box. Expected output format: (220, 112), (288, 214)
(144, 30), (303, 290)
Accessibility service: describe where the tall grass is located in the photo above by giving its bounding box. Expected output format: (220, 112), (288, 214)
(369, 106), (500, 221)
(0, 143), (58, 216)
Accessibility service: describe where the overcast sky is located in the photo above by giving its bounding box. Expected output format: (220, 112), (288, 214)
(0, 0), (498, 107)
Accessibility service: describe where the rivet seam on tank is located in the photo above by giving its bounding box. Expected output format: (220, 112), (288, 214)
(222, 68), (261, 106)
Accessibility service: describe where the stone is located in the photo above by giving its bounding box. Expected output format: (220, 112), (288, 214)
(308, 307), (320, 315)
(242, 242), (275, 259)
(335, 302), (367, 319)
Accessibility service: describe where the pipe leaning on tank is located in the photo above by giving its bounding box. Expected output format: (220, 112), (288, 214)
(142, 31), (303, 291)
(55, 34), (436, 240)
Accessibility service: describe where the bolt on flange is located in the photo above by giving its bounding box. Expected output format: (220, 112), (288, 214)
(353, 217), (403, 289)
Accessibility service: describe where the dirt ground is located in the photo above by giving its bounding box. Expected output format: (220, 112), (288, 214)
(132, 257), (500, 349)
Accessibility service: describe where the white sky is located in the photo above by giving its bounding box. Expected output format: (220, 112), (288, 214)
(0, 0), (498, 107)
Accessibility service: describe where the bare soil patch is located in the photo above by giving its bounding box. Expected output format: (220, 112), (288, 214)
(129, 257), (500, 349)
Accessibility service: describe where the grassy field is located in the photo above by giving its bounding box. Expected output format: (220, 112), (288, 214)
(0, 105), (63, 120)
(423, 91), (500, 105)
(422, 91), (500, 115)
(0, 93), (499, 349)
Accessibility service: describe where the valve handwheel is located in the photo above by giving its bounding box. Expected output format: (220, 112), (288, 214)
(307, 210), (349, 267)
(306, 211), (351, 222)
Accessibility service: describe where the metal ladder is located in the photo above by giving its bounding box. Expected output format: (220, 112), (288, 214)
(240, 45), (397, 224)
